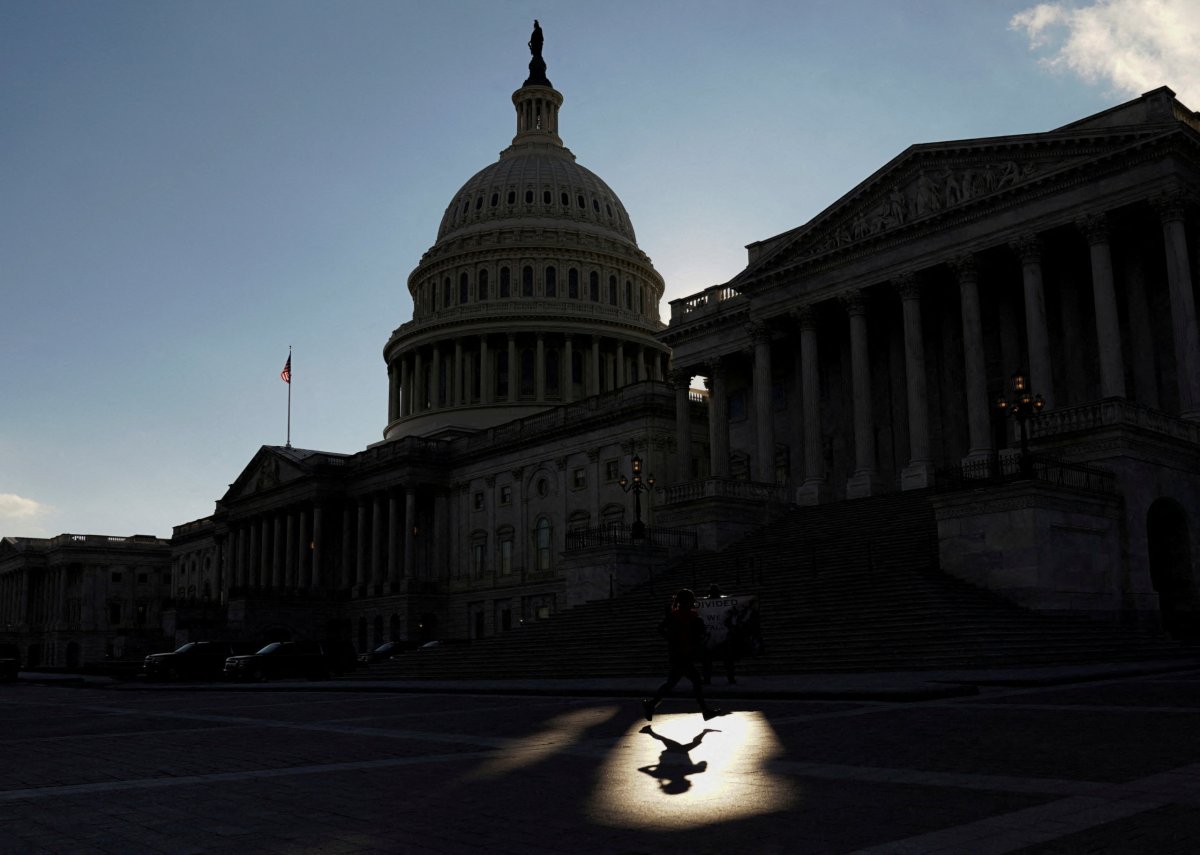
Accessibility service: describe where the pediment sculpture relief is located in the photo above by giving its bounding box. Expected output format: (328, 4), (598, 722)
(253, 457), (280, 492)
(801, 159), (1039, 259)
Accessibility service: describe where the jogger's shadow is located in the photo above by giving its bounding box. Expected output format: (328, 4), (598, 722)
(636, 725), (721, 794)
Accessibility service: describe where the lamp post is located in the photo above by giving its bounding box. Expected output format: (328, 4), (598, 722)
(618, 453), (656, 540)
(995, 369), (1045, 478)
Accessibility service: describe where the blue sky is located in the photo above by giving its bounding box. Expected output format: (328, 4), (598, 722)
(3, 0), (1198, 539)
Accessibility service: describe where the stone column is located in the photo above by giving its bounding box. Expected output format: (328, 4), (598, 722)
(616, 341), (626, 387)
(284, 510), (296, 589)
(1012, 234), (1056, 408)
(400, 356), (411, 417)
(480, 335), (492, 404)
(896, 275), (933, 488)
(564, 337), (575, 403)
(507, 334), (517, 401)
(371, 495), (383, 587)
(952, 255), (993, 463)
(340, 505), (354, 589)
(1156, 194), (1200, 418)
(271, 513), (283, 588)
(404, 488), (417, 578)
(671, 368), (694, 482)
(636, 346), (647, 384)
(249, 520), (261, 588)
(356, 499), (368, 592)
(706, 360), (731, 478)
(453, 339), (464, 406)
(535, 333), (545, 400)
(311, 505), (323, 589)
(590, 336), (601, 395)
(387, 492), (400, 588)
(297, 507), (309, 589)
(412, 350), (424, 414)
(430, 346), (441, 410)
(1079, 213), (1127, 399)
(748, 322), (776, 482)
(844, 290), (881, 498)
(387, 362), (398, 422)
(796, 306), (827, 504)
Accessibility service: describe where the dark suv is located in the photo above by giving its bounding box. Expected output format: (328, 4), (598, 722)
(223, 641), (332, 682)
(144, 642), (256, 681)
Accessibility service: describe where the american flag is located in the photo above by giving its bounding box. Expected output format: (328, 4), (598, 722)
(280, 354), (291, 384)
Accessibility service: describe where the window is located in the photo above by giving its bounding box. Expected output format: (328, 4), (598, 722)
(472, 541), (486, 577)
(475, 195), (483, 210)
(522, 265), (534, 297)
(605, 460), (619, 481)
(545, 266), (557, 297)
(536, 518), (552, 571)
(490, 192), (499, 207)
(136, 603), (147, 626)
(499, 485), (512, 505)
(561, 191), (569, 206)
(459, 272), (469, 304)
(568, 268), (579, 299)
(473, 492), (484, 511)
(499, 533), (514, 575)
(572, 468), (586, 489)
(589, 271), (599, 302)
(577, 194), (585, 208)
(479, 268), (489, 301)
(608, 275), (618, 305)
(625, 279), (632, 308)
(536, 478), (549, 497)
(443, 278), (452, 308)
(507, 190), (515, 204)
(525, 190), (533, 203)
(543, 189), (551, 204)
(500, 267), (511, 298)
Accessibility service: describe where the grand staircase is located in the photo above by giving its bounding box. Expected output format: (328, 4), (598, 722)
(362, 490), (1190, 680)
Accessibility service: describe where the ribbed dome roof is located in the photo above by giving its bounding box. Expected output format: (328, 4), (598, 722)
(435, 146), (638, 245)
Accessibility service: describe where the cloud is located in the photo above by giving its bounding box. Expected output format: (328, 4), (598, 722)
(1011, 0), (1200, 105)
(0, 494), (52, 533)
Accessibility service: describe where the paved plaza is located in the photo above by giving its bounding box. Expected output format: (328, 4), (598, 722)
(1, 665), (1199, 854)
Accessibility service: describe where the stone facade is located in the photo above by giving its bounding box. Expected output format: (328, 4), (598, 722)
(661, 86), (1200, 634)
(0, 533), (172, 667)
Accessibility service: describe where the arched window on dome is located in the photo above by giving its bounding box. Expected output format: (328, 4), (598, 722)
(475, 195), (483, 211)
(625, 279), (632, 309)
(520, 348), (535, 398)
(545, 266), (557, 298)
(608, 276), (618, 306)
(522, 266), (534, 298)
(589, 271), (599, 302)
(459, 272), (469, 305)
(546, 349), (560, 397)
(507, 190), (515, 205)
(638, 284), (645, 313)
(592, 198), (600, 212)
(577, 194), (585, 209)
(543, 189), (551, 205)
(443, 278), (452, 309)
(568, 268), (579, 299)
(500, 267), (511, 298)
(525, 190), (534, 204)
(561, 191), (569, 207)
(490, 192), (499, 208)
(478, 268), (489, 301)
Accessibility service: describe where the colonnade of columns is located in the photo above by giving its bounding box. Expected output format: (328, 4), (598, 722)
(676, 198), (1200, 500)
(390, 332), (668, 421)
(225, 489), (419, 595)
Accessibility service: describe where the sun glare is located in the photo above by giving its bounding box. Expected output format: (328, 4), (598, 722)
(588, 711), (799, 830)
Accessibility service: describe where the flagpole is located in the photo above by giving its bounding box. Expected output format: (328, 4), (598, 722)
(286, 346), (292, 449)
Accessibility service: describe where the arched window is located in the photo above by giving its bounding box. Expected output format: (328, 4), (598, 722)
(478, 268), (489, 301)
(589, 271), (599, 302)
(459, 272), (469, 305)
(490, 192), (499, 207)
(543, 189), (551, 204)
(507, 190), (515, 205)
(498, 526), (514, 575)
(525, 189), (534, 204)
(608, 275), (618, 306)
(545, 266), (557, 298)
(522, 266), (534, 297)
(443, 278), (452, 308)
(535, 518), (552, 571)
(471, 531), (487, 578)
(561, 191), (569, 207)
(568, 268), (579, 299)
(625, 279), (632, 309)
(500, 267), (511, 298)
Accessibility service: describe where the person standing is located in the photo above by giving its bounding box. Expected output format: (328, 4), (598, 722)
(643, 588), (727, 721)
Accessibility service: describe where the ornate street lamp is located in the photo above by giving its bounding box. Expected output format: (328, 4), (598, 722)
(618, 453), (656, 540)
(995, 369), (1045, 478)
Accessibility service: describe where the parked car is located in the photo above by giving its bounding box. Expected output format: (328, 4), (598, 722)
(223, 641), (333, 682)
(143, 641), (257, 681)
(0, 643), (19, 682)
(357, 640), (421, 664)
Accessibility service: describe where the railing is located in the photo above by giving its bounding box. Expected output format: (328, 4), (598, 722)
(668, 284), (747, 321)
(394, 299), (663, 337)
(564, 523), (698, 552)
(937, 453), (1118, 495)
(661, 477), (792, 505)
(1030, 398), (1200, 445)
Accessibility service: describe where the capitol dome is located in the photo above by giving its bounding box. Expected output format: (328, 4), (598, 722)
(382, 29), (668, 442)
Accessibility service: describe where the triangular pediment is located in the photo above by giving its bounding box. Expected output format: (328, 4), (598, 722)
(735, 88), (1194, 286)
(221, 445), (347, 502)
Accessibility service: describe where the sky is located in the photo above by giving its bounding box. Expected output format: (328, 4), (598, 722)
(3, 0), (1199, 540)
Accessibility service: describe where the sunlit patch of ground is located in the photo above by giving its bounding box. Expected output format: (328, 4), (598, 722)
(464, 705), (621, 780)
(588, 711), (800, 830)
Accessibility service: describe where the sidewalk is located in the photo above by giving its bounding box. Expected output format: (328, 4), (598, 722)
(17, 657), (1200, 700)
